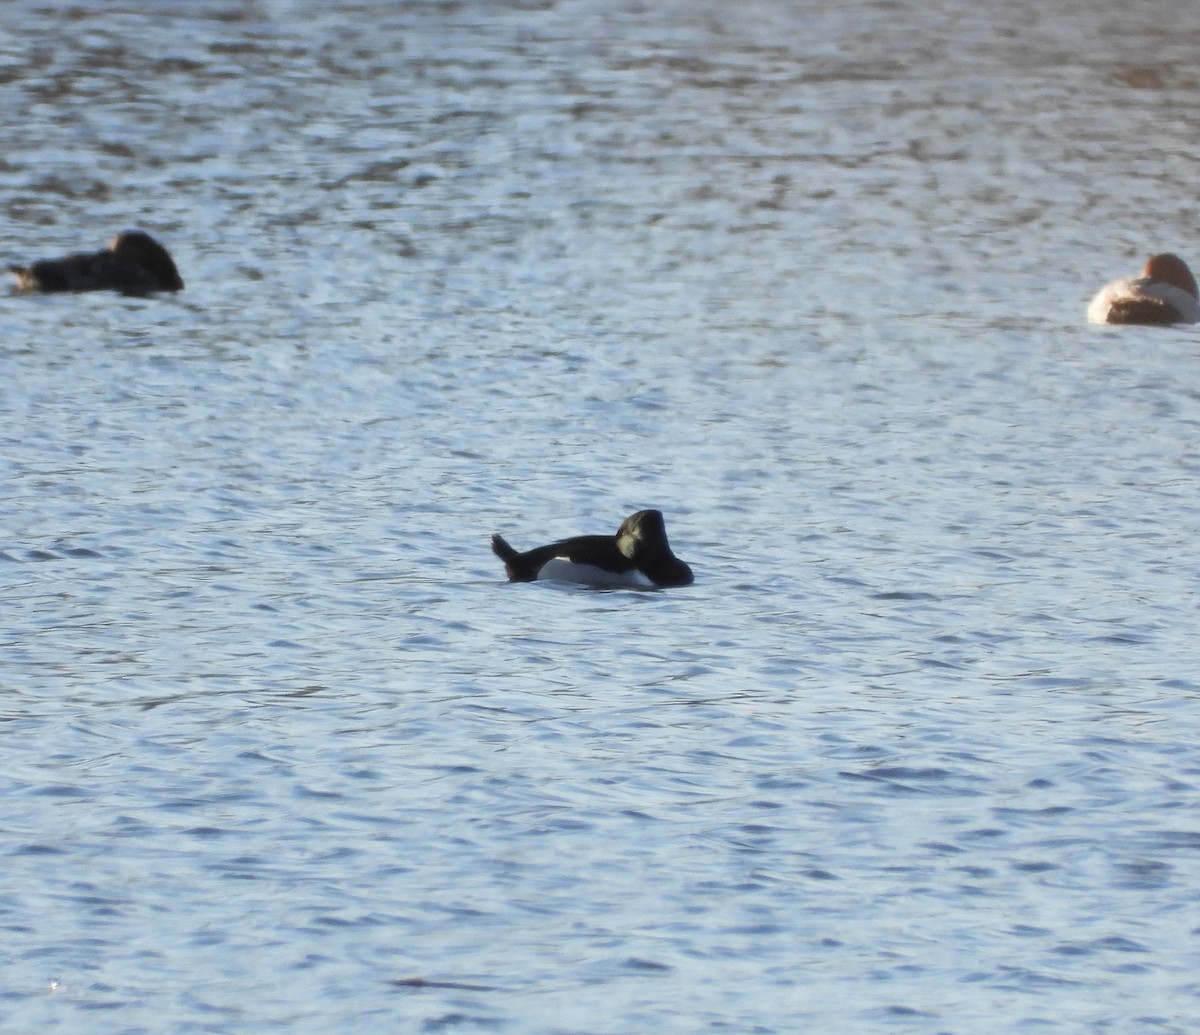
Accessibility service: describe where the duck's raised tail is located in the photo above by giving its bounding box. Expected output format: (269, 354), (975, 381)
(491, 533), (525, 581)
(491, 534), (518, 563)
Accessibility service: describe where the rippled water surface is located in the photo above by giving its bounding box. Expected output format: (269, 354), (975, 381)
(3, 1), (1200, 1032)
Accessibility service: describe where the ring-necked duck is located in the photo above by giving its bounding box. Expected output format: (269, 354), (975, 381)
(491, 509), (694, 588)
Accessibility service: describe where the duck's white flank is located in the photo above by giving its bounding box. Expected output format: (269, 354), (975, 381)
(535, 558), (656, 588)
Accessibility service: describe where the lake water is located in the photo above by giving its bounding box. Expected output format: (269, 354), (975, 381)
(3, 0), (1200, 1032)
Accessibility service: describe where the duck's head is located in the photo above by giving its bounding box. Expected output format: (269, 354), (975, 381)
(110, 230), (184, 291)
(1144, 253), (1197, 299)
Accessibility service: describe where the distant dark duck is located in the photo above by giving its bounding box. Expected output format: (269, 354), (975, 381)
(1088, 253), (1200, 325)
(10, 230), (184, 295)
(491, 509), (694, 588)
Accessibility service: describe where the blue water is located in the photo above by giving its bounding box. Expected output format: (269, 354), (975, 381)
(3, 1), (1200, 1032)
